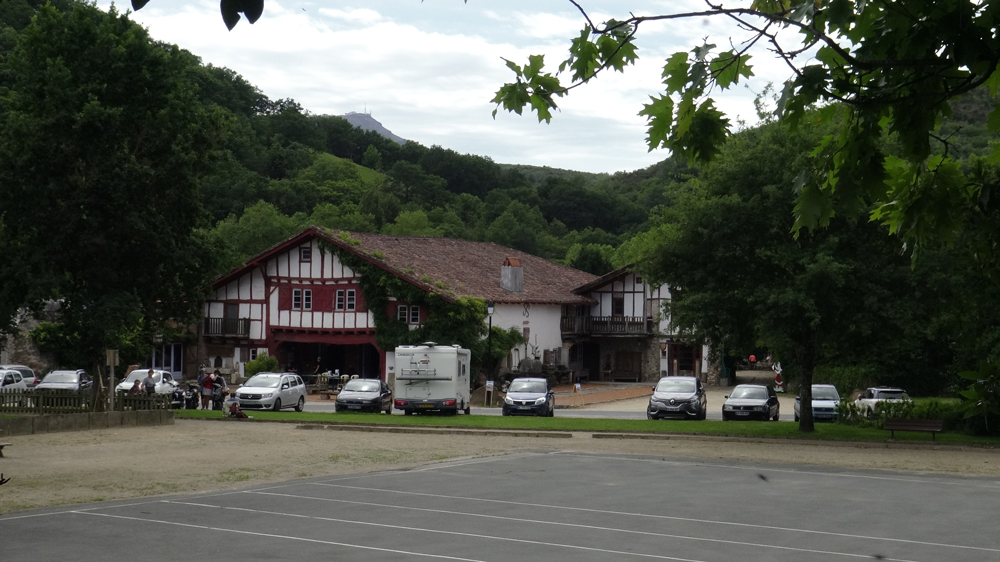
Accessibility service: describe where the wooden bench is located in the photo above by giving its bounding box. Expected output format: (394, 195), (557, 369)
(884, 418), (944, 441)
(0, 443), (11, 458)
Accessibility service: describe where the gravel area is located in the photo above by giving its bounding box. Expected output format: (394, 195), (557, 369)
(1, 419), (997, 516)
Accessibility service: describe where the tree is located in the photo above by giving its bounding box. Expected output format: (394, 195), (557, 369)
(489, 1), (1000, 265)
(620, 120), (945, 432)
(0, 4), (220, 374)
(361, 144), (383, 171)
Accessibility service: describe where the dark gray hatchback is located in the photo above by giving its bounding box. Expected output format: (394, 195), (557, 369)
(647, 376), (707, 420)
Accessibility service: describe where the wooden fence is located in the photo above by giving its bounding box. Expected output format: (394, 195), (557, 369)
(0, 388), (171, 414)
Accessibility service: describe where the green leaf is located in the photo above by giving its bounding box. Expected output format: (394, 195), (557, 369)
(662, 52), (690, 94)
(502, 58), (522, 78)
(524, 54), (545, 80)
(710, 51), (753, 90)
(529, 94), (553, 123)
(638, 94), (674, 150)
(988, 103), (1000, 134)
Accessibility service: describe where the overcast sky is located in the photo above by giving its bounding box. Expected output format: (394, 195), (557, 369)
(98, 0), (796, 174)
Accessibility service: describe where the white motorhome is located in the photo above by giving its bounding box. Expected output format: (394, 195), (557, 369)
(393, 343), (471, 415)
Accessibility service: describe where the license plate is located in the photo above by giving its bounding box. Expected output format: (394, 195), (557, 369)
(516, 405), (531, 410)
(348, 405), (361, 410)
(419, 403), (434, 408)
(665, 406), (680, 411)
(240, 401), (258, 406)
(736, 411), (750, 416)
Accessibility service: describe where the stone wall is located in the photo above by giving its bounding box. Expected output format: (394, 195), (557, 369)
(1, 313), (56, 375)
(0, 410), (174, 437)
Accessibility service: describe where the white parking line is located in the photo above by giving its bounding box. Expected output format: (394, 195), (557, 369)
(161, 500), (710, 562)
(74, 510), (488, 561)
(557, 453), (1000, 489)
(312, 483), (1000, 554)
(245, 490), (920, 562)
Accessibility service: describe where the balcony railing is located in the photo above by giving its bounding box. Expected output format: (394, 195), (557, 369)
(560, 316), (652, 335)
(204, 317), (250, 337)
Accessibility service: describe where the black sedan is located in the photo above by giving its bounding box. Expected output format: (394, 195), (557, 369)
(334, 378), (392, 413)
(722, 384), (780, 421)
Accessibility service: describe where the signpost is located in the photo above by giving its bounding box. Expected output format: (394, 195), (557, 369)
(485, 380), (494, 406)
(106, 349), (119, 411)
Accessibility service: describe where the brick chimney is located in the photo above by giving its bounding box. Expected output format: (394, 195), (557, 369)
(500, 257), (524, 293)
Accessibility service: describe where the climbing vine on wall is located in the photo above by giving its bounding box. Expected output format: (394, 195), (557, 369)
(317, 237), (488, 363)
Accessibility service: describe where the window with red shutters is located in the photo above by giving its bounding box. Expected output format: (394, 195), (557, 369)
(278, 286), (292, 310)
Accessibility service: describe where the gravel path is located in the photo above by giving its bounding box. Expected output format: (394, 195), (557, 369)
(1, 419), (997, 516)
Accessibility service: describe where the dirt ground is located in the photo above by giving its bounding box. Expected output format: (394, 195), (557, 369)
(1, 419), (998, 516)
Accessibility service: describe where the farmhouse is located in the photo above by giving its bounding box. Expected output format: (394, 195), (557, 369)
(194, 226), (712, 384)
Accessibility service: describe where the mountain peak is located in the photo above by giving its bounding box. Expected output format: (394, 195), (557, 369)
(341, 112), (407, 145)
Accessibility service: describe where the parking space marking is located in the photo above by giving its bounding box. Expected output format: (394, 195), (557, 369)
(0, 498), (166, 521)
(312, 483), (1000, 554)
(245, 490), (920, 562)
(74, 510), (488, 561)
(161, 500), (710, 561)
(557, 453), (1000, 489)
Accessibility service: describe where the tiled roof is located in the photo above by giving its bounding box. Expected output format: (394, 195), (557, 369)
(344, 231), (596, 305)
(211, 227), (597, 305)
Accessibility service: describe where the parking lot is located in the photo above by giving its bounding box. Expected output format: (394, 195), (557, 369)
(3, 450), (998, 562)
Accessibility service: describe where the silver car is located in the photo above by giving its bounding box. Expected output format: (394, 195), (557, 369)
(794, 384), (841, 422)
(0, 369), (29, 390)
(235, 372), (306, 412)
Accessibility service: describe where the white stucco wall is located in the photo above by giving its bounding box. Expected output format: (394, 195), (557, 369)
(488, 302), (564, 360)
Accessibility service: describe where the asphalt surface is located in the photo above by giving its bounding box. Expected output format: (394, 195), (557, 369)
(4, 451), (998, 562)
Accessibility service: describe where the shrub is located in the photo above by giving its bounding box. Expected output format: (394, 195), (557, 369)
(245, 352), (279, 378)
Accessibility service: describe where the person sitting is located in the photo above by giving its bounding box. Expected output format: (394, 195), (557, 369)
(128, 380), (142, 395)
(226, 393), (247, 418)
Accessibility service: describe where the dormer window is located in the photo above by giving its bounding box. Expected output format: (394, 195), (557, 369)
(300, 247), (312, 262)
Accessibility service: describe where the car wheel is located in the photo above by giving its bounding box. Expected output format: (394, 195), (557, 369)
(464, 405), (471, 415)
(272, 398), (281, 412)
(404, 409), (412, 416)
(295, 396), (305, 412)
(501, 409), (509, 416)
(647, 412), (654, 420)
(385, 404), (392, 415)
(794, 413), (800, 422)
(772, 412), (780, 421)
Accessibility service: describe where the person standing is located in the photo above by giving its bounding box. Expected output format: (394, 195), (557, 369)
(749, 354), (757, 370)
(142, 369), (156, 395)
(200, 370), (214, 409)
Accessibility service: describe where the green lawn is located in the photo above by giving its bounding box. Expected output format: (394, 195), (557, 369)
(174, 410), (1000, 446)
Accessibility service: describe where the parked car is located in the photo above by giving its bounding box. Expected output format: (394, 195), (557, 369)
(855, 387), (909, 418)
(502, 377), (555, 417)
(722, 384), (780, 421)
(794, 384), (841, 422)
(0, 364), (37, 387)
(647, 376), (707, 420)
(0, 369), (29, 390)
(36, 369), (93, 393)
(235, 372), (306, 412)
(335, 378), (392, 413)
(115, 369), (178, 396)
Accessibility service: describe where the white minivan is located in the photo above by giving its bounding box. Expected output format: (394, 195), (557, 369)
(235, 372), (306, 412)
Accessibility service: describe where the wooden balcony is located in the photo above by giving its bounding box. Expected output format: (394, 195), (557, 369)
(204, 317), (250, 337)
(560, 316), (652, 335)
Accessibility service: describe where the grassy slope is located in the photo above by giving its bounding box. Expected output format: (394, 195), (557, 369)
(174, 410), (1000, 446)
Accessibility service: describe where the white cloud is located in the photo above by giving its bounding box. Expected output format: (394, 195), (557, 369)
(97, 0), (799, 173)
(316, 7), (383, 26)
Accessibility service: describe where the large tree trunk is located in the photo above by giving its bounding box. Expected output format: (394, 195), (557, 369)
(795, 342), (816, 433)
